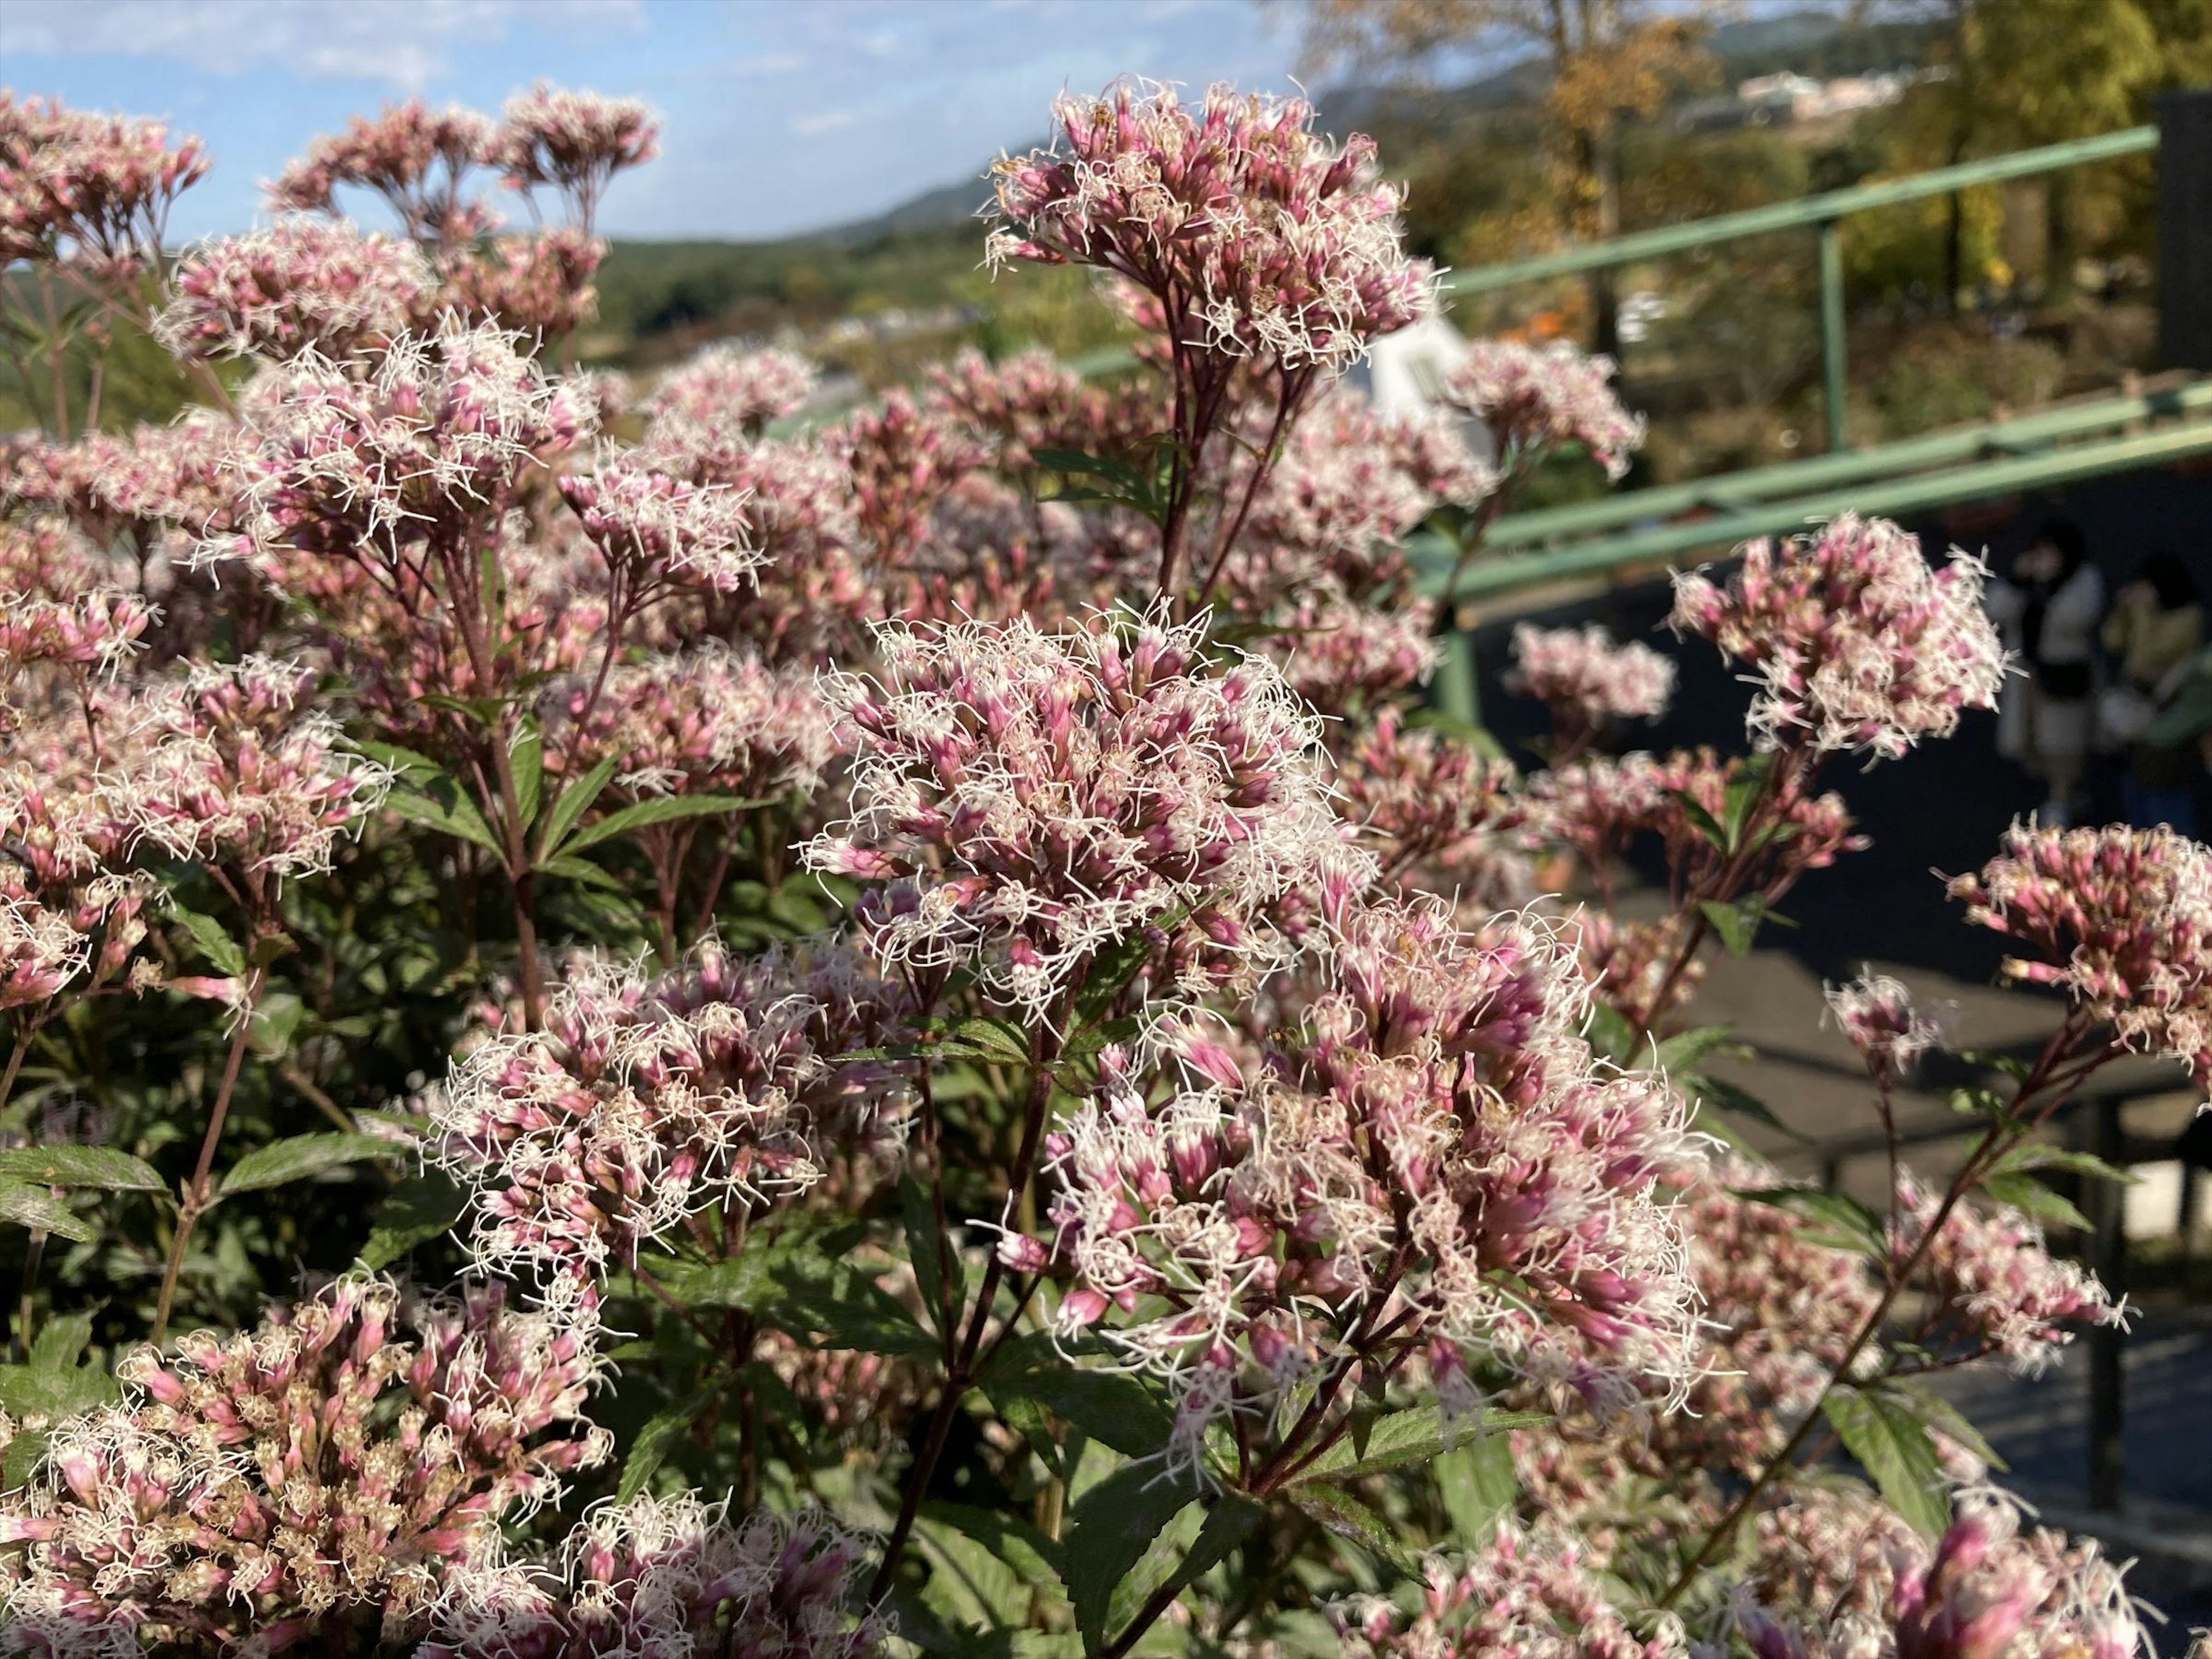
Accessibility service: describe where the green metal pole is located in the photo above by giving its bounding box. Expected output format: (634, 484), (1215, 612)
(1819, 218), (1849, 454)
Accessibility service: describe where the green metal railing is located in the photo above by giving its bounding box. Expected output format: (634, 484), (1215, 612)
(1484, 380), (2212, 549)
(1419, 419), (2212, 602)
(1444, 124), (2162, 454)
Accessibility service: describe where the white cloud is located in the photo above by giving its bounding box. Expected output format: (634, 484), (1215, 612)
(719, 50), (808, 76)
(0, 0), (646, 90)
(791, 105), (862, 137)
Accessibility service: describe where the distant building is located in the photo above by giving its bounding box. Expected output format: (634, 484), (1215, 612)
(1677, 67), (1912, 132)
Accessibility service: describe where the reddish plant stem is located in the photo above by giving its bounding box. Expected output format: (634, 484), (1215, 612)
(869, 1009), (1068, 1603)
(1654, 1011), (2099, 1609)
(151, 963), (267, 1344)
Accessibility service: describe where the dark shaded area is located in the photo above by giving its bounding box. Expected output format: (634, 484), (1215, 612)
(1467, 461), (2212, 990)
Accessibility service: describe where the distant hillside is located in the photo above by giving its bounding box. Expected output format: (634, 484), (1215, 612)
(592, 6), (1943, 358)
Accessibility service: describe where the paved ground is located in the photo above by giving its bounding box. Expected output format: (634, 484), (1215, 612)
(1461, 465), (2212, 1615)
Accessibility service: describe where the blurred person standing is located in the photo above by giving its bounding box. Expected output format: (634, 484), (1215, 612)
(2100, 551), (2203, 834)
(1986, 517), (2105, 825)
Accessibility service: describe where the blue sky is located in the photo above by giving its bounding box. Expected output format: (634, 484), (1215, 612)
(0, 0), (1313, 243)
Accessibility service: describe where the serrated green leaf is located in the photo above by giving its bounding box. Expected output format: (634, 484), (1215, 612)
(1985, 1144), (2140, 1187)
(1292, 1405), (1548, 1486)
(355, 1171), (467, 1271)
(1742, 1186), (1888, 1256)
(537, 753), (620, 858)
(1978, 1173), (2092, 1232)
(980, 1334), (1176, 1460)
(1882, 1380), (2008, 1473)
(0, 1181), (94, 1243)
(1288, 1483), (1420, 1574)
(1823, 1388), (1950, 1536)
(562, 792), (766, 855)
(618, 1387), (712, 1501)
(28, 1313), (92, 1372)
(215, 1133), (400, 1199)
(0, 1146), (161, 1192)
(1062, 1461), (1202, 1652)
(510, 718), (545, 830)
(169, 905), (245, 978)
(382, 780), (504, 858)
(1435, 1432), (1519, 1546)
(1654, 1025), (1743, 1073)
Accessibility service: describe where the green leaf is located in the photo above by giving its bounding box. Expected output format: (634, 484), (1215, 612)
(169, 905), (245, 978)
(1883, 1380), (2008, 1473)
(1741, 1187), (1888, 1256)
(1667, 790), (1729, 851)
(1292, 1405), (1548, 1486)
(27, 1313), (92, 1372)
(1654, 1025), (1743, 1073)
(1978, 1173), (2092, 1232)
(1435, 1433), (1520, 1546)
(618, 1387), (712, 1501)
(541, 854), (626, 891)
(215, 1133), (401, 1200)
(1062, 1461), (1202, 1653)
(1288, 1483), (1421, 1574)
(918, 1509), (1041, 1631)
(352, 739), (443, 785)
(2, 1429), (46, 1490)
(1721, 754), (1774, 847)
(0, 1181), (94, 1243)
(0, 1146), (161, 1192)
(1985, 1144), (2140, 1187)
(639, 1217), (866, 1313)
(510, 718), (545, 831)
(561, 793), (766, 855)
(1582, 1001), (1639, 1065)
(902, 1173), (965, 1340)
(922, 1500), (1066, 1588)
(537, 753), (619, 859)
(1112, 1495), (1261, 1644)
(1684, 1074), (1808, 1144)
(1699, 897), (1763, 956)
(1823, 1388), (1950, 1536)
(382, 778), (504, 858)
(0, 1314), (117, 1421)
(355, 1171), (467, 1270)
(980, 1334), (1176, 1459)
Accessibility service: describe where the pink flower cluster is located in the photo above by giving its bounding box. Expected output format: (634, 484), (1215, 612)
(805, 609), (1359, 1014)
(988, 81), (1433, 373)
(1827, 973), (1952, 1082)
(1508, 622), (1676, 729)
(122, 656), (391, 882)
(423, 1494), (887, 1659)
(557, 643), (840, 804)
(925, 346), (1160, 472)
(267, 99), (499, 241)
(0, 93), (207, 275)
(1892, 1171), (2125, 1374)
(558, 452), (760, 599)
(1443, 340), (1646, 482)
(431, 938), (910, 1282)
(1336, 1520), (1684, 1659)
(210, 318), (594, 586)
(0, 589), (153, 681)
(491, 84), (659, 228)
(649, 343), (819, 437)
(155, 219), (432, 362)
(0, 1276), (609, 1652)
(1335, 707), (1526, 895)
(1669, 514), (2006, 762)
(1020, 892), (1699, 1468)
(1948, 822), (2212, 1086)
(1738, 1487), (2145, 1659)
